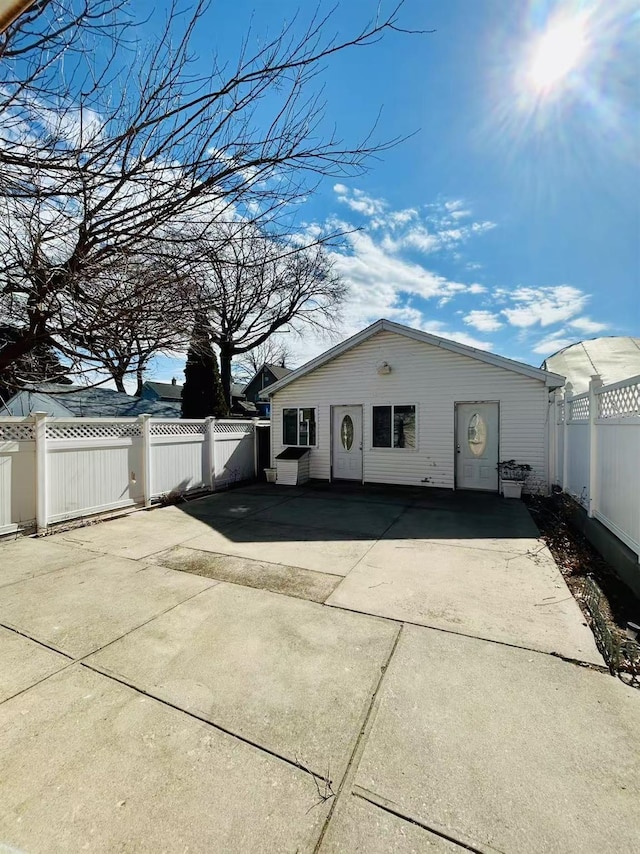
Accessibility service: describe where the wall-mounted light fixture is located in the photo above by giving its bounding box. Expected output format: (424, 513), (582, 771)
(376, 361), (392, 375)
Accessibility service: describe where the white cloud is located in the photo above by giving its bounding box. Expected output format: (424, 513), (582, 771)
(420, 320), (492, 350)
(464, 310), (503, 332)
(334, 185), (386, 216)
(500, 285), (588, 327)
(283, 191), (500, 366)
(331, 189), (495, 259)
(401, 226), (441, 254)
(389, 208), (418, 226)
(532, 335), (577, 356)
(471, 221), (497, 234)
(331, 230), (469, 305)
(570, 316), (608, 334)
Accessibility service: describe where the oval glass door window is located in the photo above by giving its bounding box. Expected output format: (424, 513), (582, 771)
(467, 413), (487, 456)
(341, 415), (354, 450)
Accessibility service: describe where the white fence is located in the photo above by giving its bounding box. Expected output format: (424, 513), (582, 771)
(551, 374), (640, 561)
(0, 414), (269, 535)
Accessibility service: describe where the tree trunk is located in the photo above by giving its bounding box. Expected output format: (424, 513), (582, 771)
(113, 374), (126, 393)
(219, 342), (233, 409)
(135, 363), (145, 397)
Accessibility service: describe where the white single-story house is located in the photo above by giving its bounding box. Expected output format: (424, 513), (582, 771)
(266, 319), (565, 493)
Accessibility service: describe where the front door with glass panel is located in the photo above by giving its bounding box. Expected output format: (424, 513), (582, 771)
(455, 402), (499, 491)
(332, 405), (363, 481)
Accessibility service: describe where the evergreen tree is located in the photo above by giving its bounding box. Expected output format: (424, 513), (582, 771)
(181, 316), (228, 419)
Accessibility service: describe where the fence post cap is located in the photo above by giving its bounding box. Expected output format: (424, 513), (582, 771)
(589, 374), (603, 388)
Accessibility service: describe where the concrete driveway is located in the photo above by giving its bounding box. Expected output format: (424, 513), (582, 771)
(1, 483), (638, 853)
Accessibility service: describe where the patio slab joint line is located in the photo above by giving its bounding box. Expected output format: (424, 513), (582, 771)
(312, 623), (404, 854)
(0, 621), (75, 661)
(0, 579), (219, 665)
(323, 602), (608, 671)
(351, 787), (505, 854)
(0, 658), (77, 706)
(73, 579), (222, 663)
(79, 660), (332, 784)
(334, 502), (412, 580)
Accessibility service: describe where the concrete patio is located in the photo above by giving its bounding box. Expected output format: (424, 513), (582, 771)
(1, 483), (638, 852)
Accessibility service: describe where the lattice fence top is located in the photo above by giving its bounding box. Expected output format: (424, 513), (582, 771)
(214, 422), (253, 434)
(569, 395), (590, 421)
(47, 421), (142, 440)
(150, 421), (206, 436)
(598, 380), (640, 419)
(0, 422), (35, 441)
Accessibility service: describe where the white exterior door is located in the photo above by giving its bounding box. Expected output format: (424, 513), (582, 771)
(456, 403), (499, 491)
(333, 405), (363, 481)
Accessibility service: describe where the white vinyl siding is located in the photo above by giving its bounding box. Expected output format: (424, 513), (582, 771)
(271, 330), (550, 491)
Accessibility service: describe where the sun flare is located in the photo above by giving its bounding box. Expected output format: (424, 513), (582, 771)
(527, 15), (588, 93)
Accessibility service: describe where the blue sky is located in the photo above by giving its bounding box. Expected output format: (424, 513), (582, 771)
(140, 0), (639, 381)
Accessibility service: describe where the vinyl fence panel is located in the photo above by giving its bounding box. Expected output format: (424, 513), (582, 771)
(0, 418), (36, 534)
(0, 415), (265, 535)
(553, 376), (640, 561)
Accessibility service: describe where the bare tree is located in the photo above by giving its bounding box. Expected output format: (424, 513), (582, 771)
(234, 339), (295, 382)
(193, 223), (345, 404)
(0, 0), (427, 388)
(70, 251), (195, 393)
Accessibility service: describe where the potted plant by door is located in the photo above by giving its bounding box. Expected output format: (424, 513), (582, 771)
(498, 460), (532, 499)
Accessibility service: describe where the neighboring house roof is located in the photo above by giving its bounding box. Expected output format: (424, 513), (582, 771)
(142, 380), (183, 401)
(264, 363), (293, 381)
(144, 378), (246, 400)
(541, 337), (640, 394)
(265, 319), (566, 395)
(233, 399), (259, 416)
(244, 362), (295, 403)
(5, 384), (182, 418)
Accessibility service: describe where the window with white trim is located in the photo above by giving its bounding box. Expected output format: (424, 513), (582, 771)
(372, 404), (416, 449)
(283, 407), (316, 446)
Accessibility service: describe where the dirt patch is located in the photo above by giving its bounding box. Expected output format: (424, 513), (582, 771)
(526, 493), (639, 629)
(526, 493), (640, 685)
(149, 547), (341, 604)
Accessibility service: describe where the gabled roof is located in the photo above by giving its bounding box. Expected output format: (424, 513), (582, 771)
(264, 363), (293, 381)
(265, 319), (566, 395)
(143, 380), (183, 401)
(9, 384), (182, 418)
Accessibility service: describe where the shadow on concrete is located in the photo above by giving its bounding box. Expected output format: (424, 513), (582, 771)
(173, 480), (540, 544)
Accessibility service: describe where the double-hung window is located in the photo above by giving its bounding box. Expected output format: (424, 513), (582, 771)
(283, 407), (316, 447)
(372, 404), (416, 449)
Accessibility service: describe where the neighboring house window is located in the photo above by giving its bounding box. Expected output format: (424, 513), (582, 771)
(372, 405), (416, 449)
(283, 407), (316, 446)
